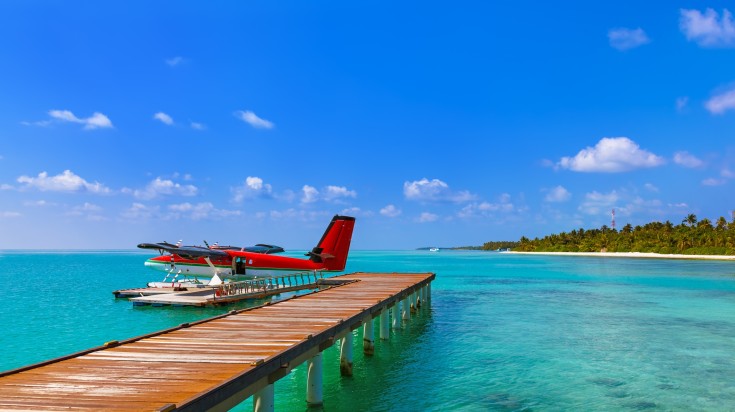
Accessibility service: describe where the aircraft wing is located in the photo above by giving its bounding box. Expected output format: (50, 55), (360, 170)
(137, 243), (229, 259)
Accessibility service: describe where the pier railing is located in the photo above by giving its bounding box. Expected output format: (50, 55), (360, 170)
(214, 270), (325, 298)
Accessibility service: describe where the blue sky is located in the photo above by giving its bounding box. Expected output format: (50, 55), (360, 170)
(1, 1), (735, 249)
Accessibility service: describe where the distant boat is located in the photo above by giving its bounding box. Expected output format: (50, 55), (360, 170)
(429, 247), (440, 252)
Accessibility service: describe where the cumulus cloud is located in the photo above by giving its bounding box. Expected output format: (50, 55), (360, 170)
(301, 185), (319, 203)
(323, 185), (357, 202)
(544, 186), (571, 203)
(702, 168), (735, 186)
(457, 194), (515, 218)
(235, 110), (274, 129)
(48, 110), (113, 129)
(123, 178), (197, 200)
(190, 122), (205, 130)
(556, 137), (664, 173)
(673, 151), (704, 168)
(380, 204), (402, 217)
(67, 202), (105, 220)
(403, 178), (476, 203)
(17, 170), (110, 193)
(269, 209), (328, 221)
(153, 112), (174, 125)
(1, 211), (21, 218)
(122, 203), (159, 220)
(417, 212), (438, 223)
(340, 207), (372, 217)
(608, 27), (650, 50)
(676, 97), (689, 112)
(644, 183), (659, 192)
(0, 184), (13, 190)
(232, 176), (273, 203)
(166, 56), (184, 67)
(705, 86), (735, 114)
(579, 191), (620, 215)
(167, 202), (240, 220)
(680, 8), (735, 47)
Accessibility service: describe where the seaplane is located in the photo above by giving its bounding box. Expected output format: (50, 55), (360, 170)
(137, 215), (355, 288)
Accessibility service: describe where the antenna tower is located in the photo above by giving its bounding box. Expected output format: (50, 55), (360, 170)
(611, 209), (616, 230)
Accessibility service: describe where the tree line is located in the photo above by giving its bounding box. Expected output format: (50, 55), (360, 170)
(513, 214), (735, 255)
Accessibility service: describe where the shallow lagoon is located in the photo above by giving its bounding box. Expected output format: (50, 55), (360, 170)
(1, 250), (733, 410)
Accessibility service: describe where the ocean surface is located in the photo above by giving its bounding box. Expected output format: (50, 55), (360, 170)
(0, 250), (734, 411)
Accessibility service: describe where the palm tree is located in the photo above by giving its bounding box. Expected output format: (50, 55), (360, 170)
(717, 216), (727, 231)
(683, 214), (698, 227)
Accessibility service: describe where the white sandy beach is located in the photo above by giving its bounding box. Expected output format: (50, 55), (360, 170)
(506, 251), (735, 261)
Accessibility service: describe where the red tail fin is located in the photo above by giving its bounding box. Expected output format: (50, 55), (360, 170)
(308, 215), (355, 271)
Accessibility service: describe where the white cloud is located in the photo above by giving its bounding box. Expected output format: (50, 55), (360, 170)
(579, 190), (620, 215)
(403, 178), (476, 203)
(123, 177), (197, 200)
(17, 170), (110, 194)
(166, 56), (184, 67)
(235, 110), (274, 129)
(340, 207), (372, 217)
(702, 168), (735, 186)
(323, 185), (357, 202)
(705, 86), (735, 114)
(680, 8), (735, 47)
(153, 112), (174, 125)
(20, 120), (51, 127)
(457, 194), (515, 219)
(417, 212), (438, 223)
(24, 200), (55, 207)
(49, 110), (113, 129)
(702, 177), (725, 186)
(557, 137), (664, 173)
(190, 122), (205, 130)
(122, 203), (159, 220)
(0, 184), (13, 190)
(269, 209), (328, 221)
(1, 211), (21, 218)
(380, 204), (402, 217)
(644, 183), (659, 192)
(67, 202), (105, 220)
(167, 202), (240, 220)
(676, 96), (689, 112)
(673, 151), (704, 168)
(301, 185), (319, 203)
(544, 186), (571, 203)
(232, 176), (273, 203)
(608, 27), (650, 50)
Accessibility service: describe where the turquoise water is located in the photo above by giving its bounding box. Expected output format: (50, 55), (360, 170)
(1, 250), (734, 411)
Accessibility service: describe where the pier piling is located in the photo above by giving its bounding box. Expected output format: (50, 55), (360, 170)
(340, 333), (354, 377)
(363, 319), (375, 355)
(307, 352), (323, 406)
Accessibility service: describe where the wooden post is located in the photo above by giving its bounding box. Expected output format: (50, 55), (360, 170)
(306, 352), (323, 405)
(427, 283), (431, 304)
(391, 303), (400, 329)
(406, 296), (411, 320)
(340, 333), (353, 376)
(253, 384), (274, 412)
(363, 318), (374, 355)
(410, 291), (418, 313)
(379, 308), (389, 340)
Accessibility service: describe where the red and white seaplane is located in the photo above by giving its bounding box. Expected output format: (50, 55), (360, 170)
(137, 215), (355, 287)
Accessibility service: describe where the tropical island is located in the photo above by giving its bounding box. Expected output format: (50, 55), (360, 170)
(459, 214), (735, 256)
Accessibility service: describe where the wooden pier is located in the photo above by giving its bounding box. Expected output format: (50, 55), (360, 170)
(0, 272), (434, 411)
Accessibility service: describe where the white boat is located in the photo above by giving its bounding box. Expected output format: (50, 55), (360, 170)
(429, 247), (439, 252)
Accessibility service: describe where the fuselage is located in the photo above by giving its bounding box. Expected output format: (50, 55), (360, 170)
(145, 251), (335, 278)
